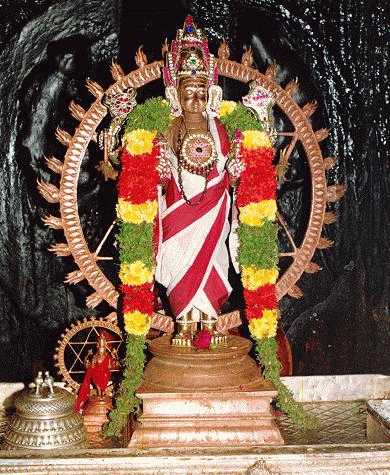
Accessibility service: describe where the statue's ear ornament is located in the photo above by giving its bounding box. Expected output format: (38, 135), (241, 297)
(242, 80), (277, 142)
(165, 86), (182, 117)
(95, 88), (138, 180)
(206, 84), (223, 117)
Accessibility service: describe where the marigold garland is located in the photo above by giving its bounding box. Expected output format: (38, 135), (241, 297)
(124, 129), (156, 155)
(121, 284), (155, 314)
(106, 98), (170, 437)
(119, 260), (154, 286)
(117, 198), (158, 224)
(219, 100), (316, 429)
(239, 200), (277, 226)
(118, 148), (160, 203)
(241, 266), (278, 290)
(124, 311), (151, 336)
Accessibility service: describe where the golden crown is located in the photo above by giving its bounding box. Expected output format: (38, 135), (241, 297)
(163, 16), (217, 87)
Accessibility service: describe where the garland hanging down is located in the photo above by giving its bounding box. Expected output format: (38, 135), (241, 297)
(106, 97), (315, 437)
(220, 101), (315, 429)
(105, 98), (170, 436)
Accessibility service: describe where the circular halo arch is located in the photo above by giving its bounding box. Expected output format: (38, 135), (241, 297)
(40, 53), (338, 311)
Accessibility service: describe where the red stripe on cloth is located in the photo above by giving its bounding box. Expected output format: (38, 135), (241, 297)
(214, 118), (230, 156)
(207, 165), (219, 181)
(203, 266), (229, 314)
(165, 165), (220, 208)
(168, 193), (228, 316)
(165, 178), (181, 208)
(162, 173), (228, 242)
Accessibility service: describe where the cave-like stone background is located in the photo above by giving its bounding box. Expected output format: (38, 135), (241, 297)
(0, 0), (388, 381)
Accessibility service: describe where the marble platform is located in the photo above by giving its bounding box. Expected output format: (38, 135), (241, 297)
(0, 375), (389, 474)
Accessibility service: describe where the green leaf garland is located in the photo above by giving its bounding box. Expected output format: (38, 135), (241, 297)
(237, 221), (278, 268)
(220, 102), (262, 139)
(254, 337), (318, 430)
(105, 334), (146, 437)
(125, 97), (171, 134)
(118, 222), (154, 269)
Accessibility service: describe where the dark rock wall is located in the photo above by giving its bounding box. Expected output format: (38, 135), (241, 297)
(0, 0), (121, 380)
(0, 0), (388, 380)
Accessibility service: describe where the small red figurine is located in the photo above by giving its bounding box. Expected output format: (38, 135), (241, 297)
(75, 331), (118, 413)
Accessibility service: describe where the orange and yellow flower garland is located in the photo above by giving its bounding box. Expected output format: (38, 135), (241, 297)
(106, 98), (171, 437)
(105, 131), (159, 436)
(117, 129), (159, 337)
(219, 102), (279, 340)
(220, 102), (315, 428)
(237, 129), (279, 340)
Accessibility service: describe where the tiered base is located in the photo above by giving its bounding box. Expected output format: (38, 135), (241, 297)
(129, 335), (283, 448)
(83, 395), (112, 434)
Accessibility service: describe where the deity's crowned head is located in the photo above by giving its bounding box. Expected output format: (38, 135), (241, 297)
(96, 331), (109, 356)
(163, 16), (218, 89)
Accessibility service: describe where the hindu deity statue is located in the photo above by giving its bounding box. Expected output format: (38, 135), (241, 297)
(154, 17), (243, 344)
(75, 332), (118, 412)
(39, 14), (336, 441)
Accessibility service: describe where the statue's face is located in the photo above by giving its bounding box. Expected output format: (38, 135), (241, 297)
(179, 77), (207, 114)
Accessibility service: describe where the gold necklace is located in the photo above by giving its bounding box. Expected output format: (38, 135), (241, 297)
(176, 120), (211, 205)
(179, 118), (217, 176)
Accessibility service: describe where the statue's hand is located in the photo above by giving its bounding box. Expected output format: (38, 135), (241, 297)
(156, 140), (171, 183)
(227, 157), (245, 186)
(227, 130), (245, 187)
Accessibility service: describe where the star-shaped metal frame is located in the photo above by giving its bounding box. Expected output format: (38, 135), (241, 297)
(54, 314), (123, 392)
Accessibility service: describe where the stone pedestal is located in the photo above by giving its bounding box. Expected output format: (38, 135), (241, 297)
(83, 395), (112, 434)
(129, 335), (283, 448)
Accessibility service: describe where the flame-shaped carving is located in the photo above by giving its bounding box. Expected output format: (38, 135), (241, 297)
(48, 243), (71, 257)
(285, 78), (299, 97)
(135, 46), (148, 69)
(86, 292), (103, 309)
(218, 40), (230, 60)
(276, 146), (290, 180)
(68, 101), (86, 122)
(37, 179), (59, 203)
(288, 284), (303, 299)
(327, 184), (346, 202)
(85, 79), (104, 99)
(241, 46), (253, 67)
(302, 101), (318, 118)
(315, 128), (330, 142)
(64, 269), (85, 285)
(323, 211), (337, 224)
(324, 156), (337, 170)
(161, 38), (169, 58)
(55, 127), (72, 147)
(305, 261), (322, 274)
(42, 214), (63, 230)
(105, 312), (117, 323)
(317, 237), (334, 249)
(265, 63), (278, 79)
(110, 60), (124, 81)
(45, 155), (63, 174)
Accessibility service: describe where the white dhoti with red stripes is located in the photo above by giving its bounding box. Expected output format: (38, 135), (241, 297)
(155, 118), (232, 319)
